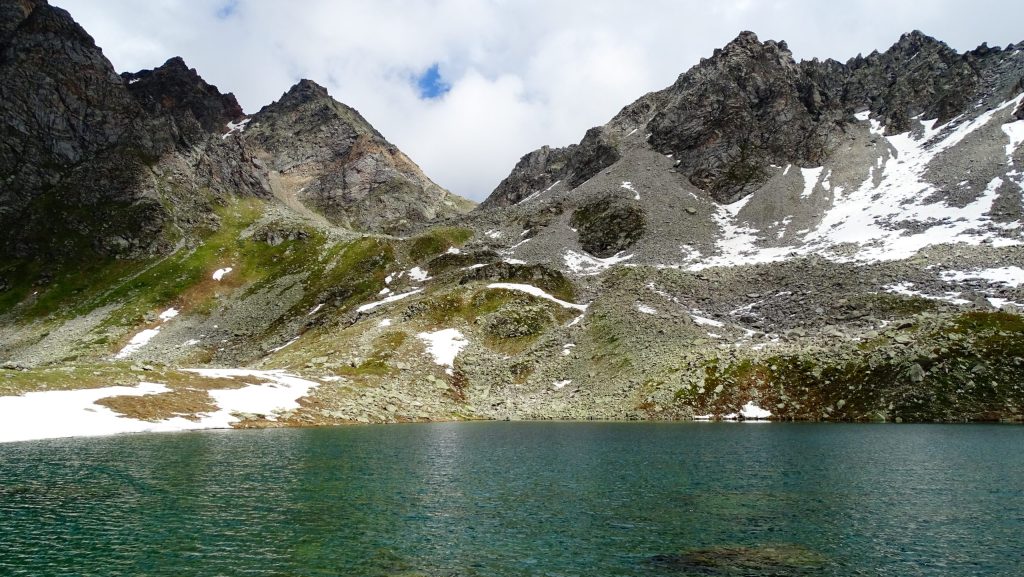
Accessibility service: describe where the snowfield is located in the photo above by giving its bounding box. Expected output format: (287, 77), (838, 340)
(691, 95), (1024, 270)
(0, 370), (319, 443)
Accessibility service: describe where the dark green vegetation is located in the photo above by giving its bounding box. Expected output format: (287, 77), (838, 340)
(0, 198), (263, 321)
(406, 226), (473, 261)
(458, 261), (576, 302)
(677, 311), (1024, 422)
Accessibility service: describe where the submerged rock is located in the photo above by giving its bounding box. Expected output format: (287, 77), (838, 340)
(648, 544), (826, 575)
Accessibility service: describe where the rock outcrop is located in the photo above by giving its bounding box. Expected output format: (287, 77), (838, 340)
(0, 0), (174, 259)
(122, 56), (244, 141)
(239, 79), (473, 234)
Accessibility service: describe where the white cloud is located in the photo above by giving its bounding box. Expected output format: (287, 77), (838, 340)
(55, 0), (1024, 201)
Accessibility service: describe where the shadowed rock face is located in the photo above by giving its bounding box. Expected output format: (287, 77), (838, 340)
(648, 32), (837, 203)
(483, 30), (1011, 207)
(122, 56), (244, 141)
(0, 0), (174, 259)
(570, 197), (646, 258)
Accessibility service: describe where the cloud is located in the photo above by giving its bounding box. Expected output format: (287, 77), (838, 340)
(55, 0), (1024, 201)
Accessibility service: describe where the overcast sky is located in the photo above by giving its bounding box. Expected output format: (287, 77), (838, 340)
(56, 0), (1024, 201)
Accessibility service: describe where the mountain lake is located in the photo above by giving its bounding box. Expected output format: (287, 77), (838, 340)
(1, 422), (1021, 576)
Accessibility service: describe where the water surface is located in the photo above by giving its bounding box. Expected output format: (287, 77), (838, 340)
(1, 423), (1021, 576)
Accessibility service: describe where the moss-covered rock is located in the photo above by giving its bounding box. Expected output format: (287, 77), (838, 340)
(483, 303), (555, 339)
(570, 196), (645, 258)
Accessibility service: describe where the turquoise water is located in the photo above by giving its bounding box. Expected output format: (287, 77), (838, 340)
(1, 423), (1022, 576)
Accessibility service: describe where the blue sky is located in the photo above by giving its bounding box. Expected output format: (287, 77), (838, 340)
(416, 64), (450, 99)
(56, 0), (1024, 200)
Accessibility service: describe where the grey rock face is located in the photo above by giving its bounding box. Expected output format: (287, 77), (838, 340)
(481, 127), (620, 209)
(570, 196), (646, 258)
(647, 32), (837, 203)
(838, 31), (981, 133)
(240, 79), (473, 234)
(483, 30), (1020, 208)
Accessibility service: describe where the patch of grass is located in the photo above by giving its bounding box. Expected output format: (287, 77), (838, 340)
(425, 249), (499, 275)
(1, 198), (265, 325)
(407, 227), (473, 261)
(333, 330), (408, 377)
(0, 364), (245, 397)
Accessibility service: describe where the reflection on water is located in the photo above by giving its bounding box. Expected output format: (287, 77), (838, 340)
(1, 423), (1022, 576)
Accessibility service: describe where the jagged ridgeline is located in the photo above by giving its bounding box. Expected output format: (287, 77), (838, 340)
(1, 0), (1023, 436)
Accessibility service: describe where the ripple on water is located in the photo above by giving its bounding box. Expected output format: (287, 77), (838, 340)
(0, 423), (1022, 576)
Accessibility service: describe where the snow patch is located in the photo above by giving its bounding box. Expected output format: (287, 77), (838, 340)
(487, 283), (588, 311)
(940, 266), (1024, 287)
(563, 250), (634, 276)
(1003, 119), (1024, 163)
(517, 180), (561, 204)
(417, 329), (468, 375)
(158, 307), (179, 321)
(884, 282), (969, 305)
(356, 288), (423, 313)
(114, 329), (161, 359)
(221, 118), (251, 139)
(0, 370), (320, 443)
(621, 181), (640, 200)
(800, 166), (824, 198)
(691, 313), (724, 328)
(269, 336), (300, 353)
(407, 267), (430, 282)
(636, 303), (658, 315)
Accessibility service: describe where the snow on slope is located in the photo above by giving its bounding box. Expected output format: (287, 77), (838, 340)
(691, 95), (1024, 270)
(0, 370), (319, 443)
(487, 283), (589, 311)
(417, 329), (469, 375)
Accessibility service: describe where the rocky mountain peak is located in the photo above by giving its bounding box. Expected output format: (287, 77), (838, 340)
(122, 56), (244, 136)
(483, 29), (1018, 209)
(240, 77), (473, 233)
(285, 78), (330, 100)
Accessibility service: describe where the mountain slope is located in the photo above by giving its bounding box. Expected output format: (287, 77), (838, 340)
(237, 79), (474, 234)
(472, 31), (1024, 275)
(1, 12), (1023, 440)
(0, 0), (471, 268)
